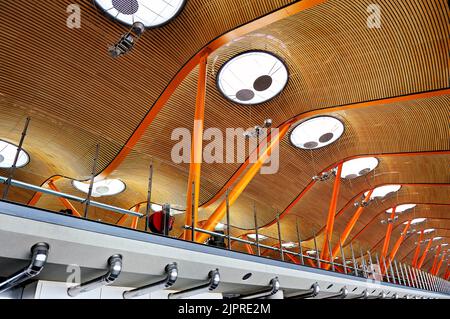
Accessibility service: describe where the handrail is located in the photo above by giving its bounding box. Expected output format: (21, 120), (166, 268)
(0, 176), (142, 218)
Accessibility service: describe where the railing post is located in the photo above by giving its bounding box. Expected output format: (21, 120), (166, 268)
(84, 144), (100, 218)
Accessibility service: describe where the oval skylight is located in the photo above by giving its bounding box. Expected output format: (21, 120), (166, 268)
(94, 0), (186, 28)
(281, 242), (298, 249)
(306, 250), (317, 255)
(290, 116), (344, 150)
(217, 51), (288, 105)
(405, 218), (426, 225)
(0, 140), (30, 168)
(386, 204), (417, 214)
(365, 185), (401, 199)
(72, 179), (126, 197)
(341, 157), (379, 179)
(433, 236), (443, 241)
(247, 233), (268, 241)
(423, 228), (435, 234)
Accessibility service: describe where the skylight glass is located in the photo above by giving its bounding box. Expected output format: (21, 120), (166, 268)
(217, 51), (288, 105)
(0, 140), (30, 168)
(306, 250), (317, 255)
(290, 116), (344, 150)
(386, 204), (417, 214)
(433, 237), (443, 241)
(247, 234), (268, 241)
(95, 0), (186, 28)
(423, 228), (435, 234)
(405, 218), (426, 225)
(341, 157), (379, 179)
(73, 179), (126, 197)
(365, 185), (401, 199)
(281, 242), (298, 249)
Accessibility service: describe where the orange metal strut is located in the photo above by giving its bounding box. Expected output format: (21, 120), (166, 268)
(387, 219), (412, 262)
(196, 124), (291, 243)
(412, 230), (424, 267)
(430, 244), (442, 274)
(184, 53), (208, 240)
(417, 239), (433, 269)
(321, 163), (343, 264)
(323, 189), (374, 270)
(47, 181), (82, 218)
(433, 252), (446, 276)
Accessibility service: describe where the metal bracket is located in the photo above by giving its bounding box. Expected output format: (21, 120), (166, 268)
(123, 263), (178, 299)
(67, 254), (122, 297)
(320, 286), (348, 299)
(235, 277), (280, 299)
(286, 282), (320, 299)
(168, 269), (220, 299)
(0, 242), (49, 294)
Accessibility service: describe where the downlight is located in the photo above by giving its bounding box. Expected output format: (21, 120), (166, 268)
(405, 218), (426, 225)
(0, 140), (30, 168)
(73, 179), (126, 197)
(341, 157), (379, 179)
(386, 204), (416, 214)
(290, 116), (344, 150)
(365, 185), (401, 199)
(94, 0), (186, 28)
(217, 51), (288, 105)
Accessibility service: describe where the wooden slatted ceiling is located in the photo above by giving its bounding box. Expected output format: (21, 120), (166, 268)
(0, 0), (449, 257)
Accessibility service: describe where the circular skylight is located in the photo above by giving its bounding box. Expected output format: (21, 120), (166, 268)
(247, 233), (268, 241)
(94, 0), (186, 28)
(72, 179), (126, 197)
(365, 185), (401, 199)
(433, 237), (443, 241)
(217, 51), (288, 105)
(341, 157), (379, 179)
(423, 228), (435, 234)
(0, 140), (30, 168)
(386, 204), (416, 214)
(281, 242), (298, 249)
(290, 116), (344, 150)
(405, 218), (426, 225)
(306, 250), (317, 255)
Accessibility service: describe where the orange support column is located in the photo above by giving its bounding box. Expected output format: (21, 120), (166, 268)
(430, 245), (442, 274)
(321, 163), (343, 263)
(196, 124), (291, 243)
(433, 252), (446, 276)
(117, 205), (141, 228)
(47, 181), (82, 217)
(412, 231), (424, 267)
(184, 53), (208, 240)
(323, 189), (374, 270)
(380, 207), (397, 262)
(387, 220), (411, 261)
(417, 239), (433, 269)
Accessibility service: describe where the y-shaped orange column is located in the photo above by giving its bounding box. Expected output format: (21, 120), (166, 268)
(321, 163), (343, 263)
(411, 230), (424, 267)
(417, 239), (433, 269)
(184, 53), (208, 240)
(387, 220), (411, 261)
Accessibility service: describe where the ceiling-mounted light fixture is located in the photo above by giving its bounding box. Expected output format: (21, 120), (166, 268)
(73, 179), (126, 197)
(217, 51), (288, 105)
(94, 0), (186, 28)
(290, 116), (344, 150)
(365, 185), (401, 199)
(386, 204), (417, 214)
(108, 22), (145, 58)
(0, 140), (30, 168)
(341, 157), (379, 179)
